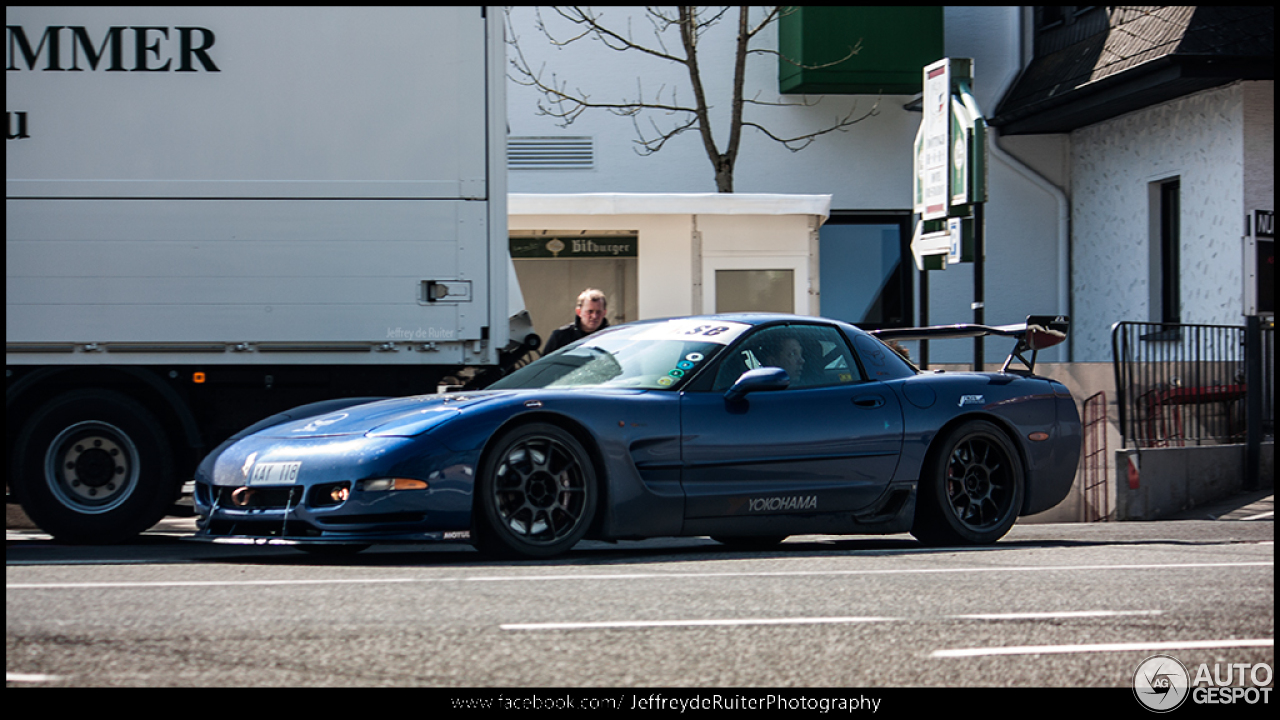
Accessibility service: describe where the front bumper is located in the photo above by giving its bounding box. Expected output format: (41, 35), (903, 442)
(193, 433), (477, 545)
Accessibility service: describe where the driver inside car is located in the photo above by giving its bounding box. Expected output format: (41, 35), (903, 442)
(759, 335), (805, 381)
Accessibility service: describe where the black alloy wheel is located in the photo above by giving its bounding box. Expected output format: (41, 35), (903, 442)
(912, 419), (1024, 546)
(474, 423), (597, 558)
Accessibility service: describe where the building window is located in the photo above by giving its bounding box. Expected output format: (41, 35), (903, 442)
(1150, 178), (1181, 325)
(715, 269), (794, 314)
(818, 214), (912, 330)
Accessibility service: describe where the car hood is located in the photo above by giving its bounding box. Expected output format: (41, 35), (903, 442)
(259, 391), (514, 438)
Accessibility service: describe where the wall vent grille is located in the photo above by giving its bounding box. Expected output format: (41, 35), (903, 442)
(508, 136), (594, 170)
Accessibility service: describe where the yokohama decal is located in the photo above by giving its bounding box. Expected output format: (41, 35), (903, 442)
(749, 495), (817, 513)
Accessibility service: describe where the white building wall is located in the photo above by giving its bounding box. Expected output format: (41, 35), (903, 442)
(509, 193), (828, 323)
(504, 6), (914, 205)
(505, 7), (1074, 363)
(1071, 82), (1247, 361)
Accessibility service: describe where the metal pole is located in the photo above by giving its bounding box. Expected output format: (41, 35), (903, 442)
(919, 256), (929, 369)
(1245, 314), (1261, 491)
(973, 203), (985, 370)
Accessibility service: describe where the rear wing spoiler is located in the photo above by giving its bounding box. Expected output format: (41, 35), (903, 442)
(870, 315), (1068, 375)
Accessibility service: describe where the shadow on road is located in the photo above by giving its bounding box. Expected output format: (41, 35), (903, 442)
(8, 515), (1272, 570)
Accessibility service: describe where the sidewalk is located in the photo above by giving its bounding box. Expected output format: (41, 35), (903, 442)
(1161, 488), (1274, 521)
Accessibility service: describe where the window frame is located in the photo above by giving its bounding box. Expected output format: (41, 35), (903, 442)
(694, 322), (868, 393)
(818, 212), (914, 331)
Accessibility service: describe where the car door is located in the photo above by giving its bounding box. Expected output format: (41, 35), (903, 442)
(679, 323), (904, 522)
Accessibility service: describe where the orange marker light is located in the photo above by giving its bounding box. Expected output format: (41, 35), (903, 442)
(193, 372), (206, 384)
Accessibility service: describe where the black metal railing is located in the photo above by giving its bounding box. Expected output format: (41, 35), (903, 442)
(1112, 320), (1274, 451)
(1079, 391), (1110, 521)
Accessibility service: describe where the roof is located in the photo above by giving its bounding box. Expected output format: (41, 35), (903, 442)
(991, 6), (1274, 135)
(509, 193), (832, 218)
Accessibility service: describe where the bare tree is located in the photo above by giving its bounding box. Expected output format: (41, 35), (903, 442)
(506, 6), (878, 193)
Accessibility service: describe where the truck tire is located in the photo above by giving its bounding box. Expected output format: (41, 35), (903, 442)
(13, 390), (176, 544)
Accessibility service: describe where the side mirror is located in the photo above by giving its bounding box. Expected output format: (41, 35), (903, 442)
(724, 367), (790, 402)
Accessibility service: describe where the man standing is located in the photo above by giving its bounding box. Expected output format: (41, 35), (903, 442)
(542, 288), (610, 355)
(540, 285), (609, 353)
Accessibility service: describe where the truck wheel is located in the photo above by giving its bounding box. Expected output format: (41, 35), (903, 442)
(473, 423), (597, 559)
(13, 390), (175, 544)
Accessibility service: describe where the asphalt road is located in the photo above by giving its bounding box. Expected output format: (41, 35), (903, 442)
(7, 509), (1273, 690)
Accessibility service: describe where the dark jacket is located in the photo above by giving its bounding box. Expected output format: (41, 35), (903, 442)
(542, 317), (610, 355)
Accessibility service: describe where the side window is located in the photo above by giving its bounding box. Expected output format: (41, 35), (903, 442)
(711, 325), (865, 391)
(854, 334), (916, 380)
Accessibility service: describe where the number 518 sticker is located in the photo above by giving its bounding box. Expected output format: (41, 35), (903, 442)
(639, 319), (750, 345)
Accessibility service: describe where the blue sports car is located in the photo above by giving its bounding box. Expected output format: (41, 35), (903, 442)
(193, 314), (1080, 558)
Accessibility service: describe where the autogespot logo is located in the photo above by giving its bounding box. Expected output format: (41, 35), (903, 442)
(1134, 654), (1191, 712)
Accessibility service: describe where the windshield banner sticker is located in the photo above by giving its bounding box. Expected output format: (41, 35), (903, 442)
(636, 319), (751, 346)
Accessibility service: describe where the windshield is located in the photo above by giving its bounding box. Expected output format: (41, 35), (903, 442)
(490, 319), (753, 391)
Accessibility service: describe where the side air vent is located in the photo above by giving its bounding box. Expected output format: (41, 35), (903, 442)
(508, 136), (594, 170)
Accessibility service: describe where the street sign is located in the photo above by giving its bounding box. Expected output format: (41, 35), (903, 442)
(911, 216), (975, 271)
(950, 69), (987, 210)
(911, 219), (949, 271)
(1244, 209), (1274, 316)
(918, 59), (950, 221)
(912, 58), (986, 270)
(912, 58), (991, 371)
(948, 215), (975, 265)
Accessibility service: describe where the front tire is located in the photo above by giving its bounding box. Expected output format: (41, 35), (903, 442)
(473, 423), (597, 559)
(911, 420), (1024, 546)
(13, 390), (176, 544)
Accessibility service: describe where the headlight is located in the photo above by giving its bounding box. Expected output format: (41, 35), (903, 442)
(356, 477), (429, 492)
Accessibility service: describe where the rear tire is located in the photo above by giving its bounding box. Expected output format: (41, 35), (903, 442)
(13, 390), (176, 544)
(911, 420), (1024, 546)
(473, 423), (597, 559)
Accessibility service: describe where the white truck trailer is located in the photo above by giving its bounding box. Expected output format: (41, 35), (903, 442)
(6, 7), (532, 542)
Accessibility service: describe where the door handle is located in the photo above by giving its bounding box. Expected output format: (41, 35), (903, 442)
(853, 395), (885, 409)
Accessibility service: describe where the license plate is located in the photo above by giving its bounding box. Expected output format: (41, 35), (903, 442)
(248, 461), (302, 486)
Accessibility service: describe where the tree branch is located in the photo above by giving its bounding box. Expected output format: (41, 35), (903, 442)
(506, 6), (878, 192)
(741, 97), (880, 152)
(546, 6), (689, 64)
